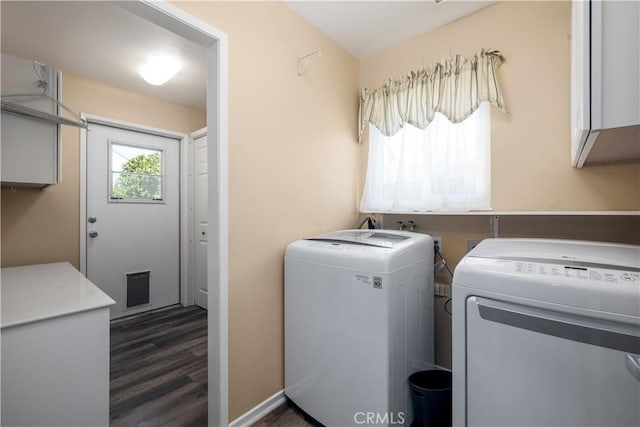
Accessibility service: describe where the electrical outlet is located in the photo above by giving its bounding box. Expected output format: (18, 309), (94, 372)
(467, 239), (481, 252)
(433, 236), (442, 253)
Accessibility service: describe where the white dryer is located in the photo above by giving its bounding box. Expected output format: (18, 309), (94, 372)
(452, 239), (640, 427)
(285, 230), (434, 426)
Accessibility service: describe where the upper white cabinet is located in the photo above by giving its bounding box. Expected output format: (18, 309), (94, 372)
(1, 53), (61, 186)
(571, 0), (640, 167)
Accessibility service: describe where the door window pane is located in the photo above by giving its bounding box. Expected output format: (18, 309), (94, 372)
(109, 142), (164, 202)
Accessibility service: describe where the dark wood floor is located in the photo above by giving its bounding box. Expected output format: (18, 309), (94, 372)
(110, 305), (208, 427)
(109, 305), (315, 427)
(251, 402), (316, 427)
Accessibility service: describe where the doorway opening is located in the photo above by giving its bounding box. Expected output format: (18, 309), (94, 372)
(1, 0), (228, 424)
(85, 3), (228, 424)
(123, 1), (229, 426)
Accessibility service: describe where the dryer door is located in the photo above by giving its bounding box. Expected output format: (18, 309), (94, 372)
(465, 296), (640, 427)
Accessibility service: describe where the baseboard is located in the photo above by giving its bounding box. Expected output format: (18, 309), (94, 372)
(228, 390), (286, 427)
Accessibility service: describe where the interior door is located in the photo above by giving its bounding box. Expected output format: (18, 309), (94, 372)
(193, 133), (208, 309)
(86, 122), (180, 319)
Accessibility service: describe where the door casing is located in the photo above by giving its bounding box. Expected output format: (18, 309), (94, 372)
(82, 116), (186, 315)
(189, 127), (208, 310)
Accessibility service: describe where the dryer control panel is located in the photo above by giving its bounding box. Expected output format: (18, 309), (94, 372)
(509, 260), (640, 284)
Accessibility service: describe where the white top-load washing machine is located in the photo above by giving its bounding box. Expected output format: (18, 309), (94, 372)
(285, 230), (434, 426)
(452, 239), (640, 427)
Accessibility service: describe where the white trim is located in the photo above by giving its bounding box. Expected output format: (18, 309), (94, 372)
(79, 114), (88, 275)
(117, 0), (227, 44)
(575, 129), (600, 168)
(56, 71), (63, 183)
(180, 135), (193, 306)
(81, 113), (186, 139)
(590, 0), (603, 133)
(207, 38), (230, 427)
(187, 128), (207, 308)
(228, 390), (286, 427)
(190, 126), (207, 140)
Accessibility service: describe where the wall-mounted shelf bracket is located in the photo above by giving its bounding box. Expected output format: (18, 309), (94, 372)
(490, 215), (500, 238)
(297, 50), (322, 76)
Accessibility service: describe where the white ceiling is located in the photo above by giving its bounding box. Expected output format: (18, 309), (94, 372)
(0, 1), (207, 109)
(283, 0), (496, 59)
(1, 1), (494, 110)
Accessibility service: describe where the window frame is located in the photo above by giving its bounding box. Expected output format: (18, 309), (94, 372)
(107, 139), (166, 204)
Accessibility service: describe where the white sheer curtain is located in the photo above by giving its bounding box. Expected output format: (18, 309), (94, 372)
(360, 102), (491, 212)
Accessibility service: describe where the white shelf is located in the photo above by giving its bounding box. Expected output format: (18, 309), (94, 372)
(372, 211), (640, 216)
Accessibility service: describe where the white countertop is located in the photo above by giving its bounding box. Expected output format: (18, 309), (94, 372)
(1, 262), (115, 329)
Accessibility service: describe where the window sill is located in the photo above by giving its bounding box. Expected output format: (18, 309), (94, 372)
(367, 210), (640, 216)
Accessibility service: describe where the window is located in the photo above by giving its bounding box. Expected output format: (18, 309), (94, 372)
(360, 102), (491, 212)
(109, 141), (164, 202)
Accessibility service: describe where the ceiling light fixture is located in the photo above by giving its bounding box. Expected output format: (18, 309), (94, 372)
(138, 52), (182, 86)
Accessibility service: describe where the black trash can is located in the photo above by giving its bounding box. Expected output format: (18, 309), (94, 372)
(408, 370), (452, 427)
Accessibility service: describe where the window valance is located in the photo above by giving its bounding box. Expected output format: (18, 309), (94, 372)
(358, 48), (508, 142)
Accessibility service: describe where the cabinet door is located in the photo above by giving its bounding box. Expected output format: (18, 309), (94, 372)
(0, 54), (60, 186)
(1, 309), (110, 426)
(570, 0), (591, 166)
(1, 113), (59, 185)
(571, 0), (640, 167)
(600, 0), (640, 129)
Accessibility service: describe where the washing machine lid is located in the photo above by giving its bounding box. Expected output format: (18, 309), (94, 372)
(307, 230), (411, 249)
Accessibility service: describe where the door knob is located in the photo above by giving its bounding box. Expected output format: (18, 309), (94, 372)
(88, 230), (99, 238)
(88, 216), (97, 223)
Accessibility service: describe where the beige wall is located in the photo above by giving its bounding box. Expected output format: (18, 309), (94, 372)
(3, 0), (639, 422)
(1, 71), (206, 268)
(172, 1), (361, 420)
(360, 1), (640, 212)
